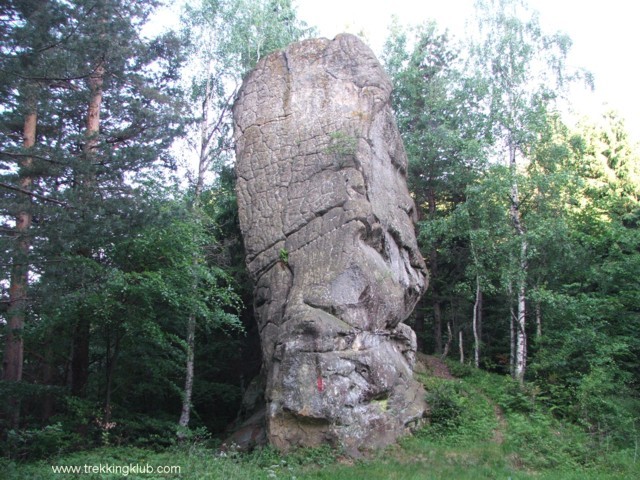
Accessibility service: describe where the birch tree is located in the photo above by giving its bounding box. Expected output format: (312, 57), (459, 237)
(176, 0), (312, 436)
(470, 0), (582, 383)
(383, 21), (488, 354)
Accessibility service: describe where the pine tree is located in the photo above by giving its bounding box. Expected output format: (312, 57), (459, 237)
(1, 0), (188, 428)
(0, 0), (75, 427)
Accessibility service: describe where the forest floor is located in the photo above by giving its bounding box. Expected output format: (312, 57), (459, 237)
(418, 354), (509, 445)
(4, 358), (638, 479)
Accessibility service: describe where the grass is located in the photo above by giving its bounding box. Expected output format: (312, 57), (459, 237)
(4, 365), (638, 479)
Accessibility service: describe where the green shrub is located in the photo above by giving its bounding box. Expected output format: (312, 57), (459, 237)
(445, 360), (475, 379)
(504, 411), (592, 469)
(419, 380), (468, 440)
(3, 423), (81, 461)
(497, 379), (541, 414)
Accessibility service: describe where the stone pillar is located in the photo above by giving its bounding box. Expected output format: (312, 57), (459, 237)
(234, 34), (428, 454)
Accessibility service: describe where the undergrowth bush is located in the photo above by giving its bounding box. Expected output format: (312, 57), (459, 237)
(504, 411), (591, 469)
(425, 380), (466, 433)
(445, 360), (475, 379)
(420, 376), (497, 444)
(3, 423), (81, 461)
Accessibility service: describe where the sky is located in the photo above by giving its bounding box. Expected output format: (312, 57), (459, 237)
(149, 0), (639, 142)
(294, 0), (640, 142)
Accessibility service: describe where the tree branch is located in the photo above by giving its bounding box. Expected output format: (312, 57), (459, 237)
(0, 150), (66, 165)
(0, 182), (69, 206)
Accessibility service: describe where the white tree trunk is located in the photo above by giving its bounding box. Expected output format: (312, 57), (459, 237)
(442, 320), (453, 360)
(178, 65), (212, 436)
(535, 300), (542, 339)
(178, 317), (195, 434)
(508, 141), (528, 384)
(509, 286), (516, 377)
(472, 279), (481, 368)
(514, 245), (528, 384)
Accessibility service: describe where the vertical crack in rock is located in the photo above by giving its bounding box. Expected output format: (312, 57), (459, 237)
(233, 34), (429, 454)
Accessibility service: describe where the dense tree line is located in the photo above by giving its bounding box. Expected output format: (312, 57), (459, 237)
(384, 0), (639, 447)
(0, 0), (637, 461)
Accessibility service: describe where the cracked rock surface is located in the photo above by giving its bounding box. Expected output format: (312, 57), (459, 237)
(233, 34), (428, 453)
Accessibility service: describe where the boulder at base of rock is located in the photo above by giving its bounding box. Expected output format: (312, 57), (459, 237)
(233, 33), (428, 454)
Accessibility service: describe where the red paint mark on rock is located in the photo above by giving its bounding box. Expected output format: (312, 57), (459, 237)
(317, 376), (324, 392)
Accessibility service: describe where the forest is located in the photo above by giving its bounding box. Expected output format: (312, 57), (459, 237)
(1, 0), (639, 478)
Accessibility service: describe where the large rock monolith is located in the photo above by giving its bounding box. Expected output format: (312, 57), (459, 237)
(233, 34), (428, 454)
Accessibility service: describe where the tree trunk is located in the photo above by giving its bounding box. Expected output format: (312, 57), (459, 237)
(458, 329), (464, 364)
(472, 279), (482, 368)
(2, 94), (36, 428)
(3, 104), (36, 383)
(71, 320), (90, 397)
(85, 62), (104, 154)
(71, 61), (105, 398)
(178, 316), (195, 436)
(42, 340), (54, 421)
(441, 319), (453, 360)
(104, 332), (121, 425)
(508, 282), (516, 377)
(427, 187), (443, 355)
(508, 141), (528, 384)
(433, 301), (443, 355)
(514, 255), (527, 384)
(535, 300), (542, 339)
(178, 67), (213, 436)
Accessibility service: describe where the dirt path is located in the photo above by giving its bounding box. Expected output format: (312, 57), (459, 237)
(491, 403), (507, 445)
(416, 353), (454, 379)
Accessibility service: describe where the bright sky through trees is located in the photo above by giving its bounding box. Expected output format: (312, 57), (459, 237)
(295, 0), (640, 142)
(149, 0), (639, 140)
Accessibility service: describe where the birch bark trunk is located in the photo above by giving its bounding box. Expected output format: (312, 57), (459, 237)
(508, 141), (528, 384)
(472, 279), (482, 368)
(179, 66), (213, 435)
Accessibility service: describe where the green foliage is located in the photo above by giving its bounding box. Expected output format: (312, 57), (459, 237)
(504, 412), (592, 470)
(183, 0), (314, 76)
(5, 370), (640, 478)
(384, 7), (638, 453)
(326, 131), (358, 156)
(418, 372), (499, 447)
(2, 0), (639, 475)
(279, 247), (289, 265)
(423, 380), (466, 435)
(3, 423), (81, 461)
(445, 360), (476, 379)
(383, 19), (490, 357)
(496, 379), (545, 415)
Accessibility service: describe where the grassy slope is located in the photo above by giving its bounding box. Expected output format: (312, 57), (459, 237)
(4, 361), (638, 479)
